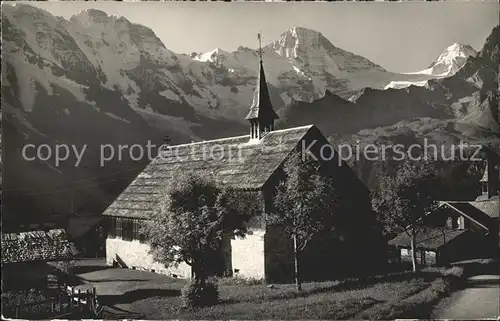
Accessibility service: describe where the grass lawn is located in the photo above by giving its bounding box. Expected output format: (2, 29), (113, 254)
(69, 260), (462, 319)
(121, 271), (448, 319)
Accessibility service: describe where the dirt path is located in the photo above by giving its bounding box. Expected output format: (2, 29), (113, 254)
(73, 259), (182, 319)
(432, 274), (500, 320)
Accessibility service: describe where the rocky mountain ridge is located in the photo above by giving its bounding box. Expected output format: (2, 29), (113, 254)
(1, 4), (498, 225)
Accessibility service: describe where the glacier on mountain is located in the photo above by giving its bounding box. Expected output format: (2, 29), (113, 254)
(2, 4), (488, 127)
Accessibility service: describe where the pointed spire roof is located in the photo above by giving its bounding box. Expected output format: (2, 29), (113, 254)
(245, 33), (279, 121)
(245, 61), (279, 120)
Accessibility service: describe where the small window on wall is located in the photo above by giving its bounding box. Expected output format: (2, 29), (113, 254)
(448, 217), (458, 229)
(108, 217), (116, 238)
(482, 183), (488, 194)
(447, 217), (453, 229)
(122, 219), (133, 241)
(400, 248), (412, 262)
(116, 218), (123, 238)
(425, 251), (437, 265)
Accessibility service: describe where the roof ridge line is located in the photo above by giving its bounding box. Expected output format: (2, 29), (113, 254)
(442, 199), (498, 203)
(160, 125), (315, 150)
(267, 124), (314, 134)
(163, 134), (251, 149)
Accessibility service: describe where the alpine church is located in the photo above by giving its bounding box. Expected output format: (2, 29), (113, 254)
(103, 41), (384, 282)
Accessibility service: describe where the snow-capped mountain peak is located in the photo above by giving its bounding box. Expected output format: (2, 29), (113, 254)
(428, 42), (477, 74)
(267, 26), (333, 59)
(432, 42), (477, 65)
(193, 48), (231, 63)
(404, 42), (477, 78)
(2, 3), (391, 118)
(5, 3), (491, 131)
(386, 42), (478, 89)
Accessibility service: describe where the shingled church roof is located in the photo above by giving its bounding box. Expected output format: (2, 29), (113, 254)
(103, 125), (316, 219)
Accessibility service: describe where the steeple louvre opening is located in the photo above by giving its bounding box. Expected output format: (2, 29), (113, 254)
(246, 35), (279, 140)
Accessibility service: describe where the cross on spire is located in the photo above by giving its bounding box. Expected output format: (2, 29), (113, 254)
(245, 32), (279, 140)
(257, 33), (263, 62)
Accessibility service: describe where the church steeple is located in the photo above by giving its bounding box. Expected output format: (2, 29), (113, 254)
(246, 33), (279, 140)
(480, 155), (500, 199)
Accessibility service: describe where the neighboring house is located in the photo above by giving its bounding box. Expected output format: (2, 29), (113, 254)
(102, 55), (383, 282)
(389, 227), (492, 266)
(1, 229), (74, 289)
(389, 150), (500, 266)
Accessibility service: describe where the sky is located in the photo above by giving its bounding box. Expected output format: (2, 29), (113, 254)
(25, 1), (499, 73)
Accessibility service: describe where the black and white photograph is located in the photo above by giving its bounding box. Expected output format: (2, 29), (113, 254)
(1, 0), (499, 319)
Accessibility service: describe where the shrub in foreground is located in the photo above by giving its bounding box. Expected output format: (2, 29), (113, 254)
(181, 279), (219, 308)
(441, 266), (465, 291)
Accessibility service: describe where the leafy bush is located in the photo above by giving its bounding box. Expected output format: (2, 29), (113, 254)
(429, 278), (449, 295)
(181, 279), (219, 308)
(442, 266), (464, 278)
(440, 266), (464, 290)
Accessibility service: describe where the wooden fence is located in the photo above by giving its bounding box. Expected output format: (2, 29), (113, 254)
(11, 285), (103, 319)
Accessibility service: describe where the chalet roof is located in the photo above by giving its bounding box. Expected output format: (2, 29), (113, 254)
(1, 229), (73, 264)
(389, 227), (468, 250)
(245, 61), (279, 121)
(103, 125), (315, 219)
(438, 200), (499, 230)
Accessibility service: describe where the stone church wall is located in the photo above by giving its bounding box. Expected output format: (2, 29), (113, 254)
(106, 238), (191, 278)
(231, 228), (266, 280)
